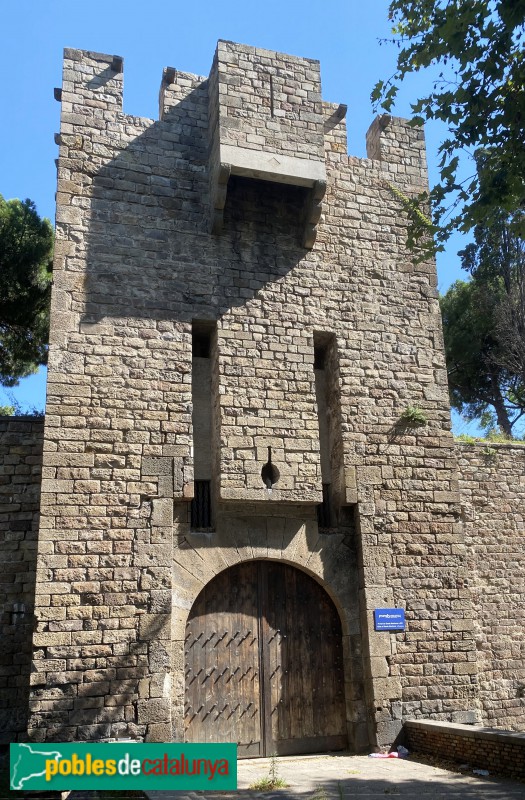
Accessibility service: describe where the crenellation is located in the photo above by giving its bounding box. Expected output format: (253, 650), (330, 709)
(0, 40), (523, 753)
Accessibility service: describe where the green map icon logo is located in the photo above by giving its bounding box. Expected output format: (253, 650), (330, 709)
(10, 742), (237, 791)
(11, 743), (63, 790)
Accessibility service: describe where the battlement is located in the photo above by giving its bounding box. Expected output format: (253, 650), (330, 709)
(60, 48), (125, 111)
(209, 40), (325, 172)
(57, 43), (428, 248)
(4, 37), (521, 755)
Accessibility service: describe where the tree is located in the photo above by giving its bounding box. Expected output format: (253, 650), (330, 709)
(441, 281), (525, 437)
(441, 202), (525, 438)
(440, 279), (525, 435)
(440, 150), (525, 436)
(461, 205), (525, 383)
(373, 0), (525, 250)
(0, 195), (53, 387)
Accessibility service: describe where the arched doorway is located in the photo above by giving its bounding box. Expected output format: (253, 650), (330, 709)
(184, 560), (347, 757)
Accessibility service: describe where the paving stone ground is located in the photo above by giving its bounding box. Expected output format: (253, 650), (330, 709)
(146, 753), (525, 800)
(2, 751), (523, 799)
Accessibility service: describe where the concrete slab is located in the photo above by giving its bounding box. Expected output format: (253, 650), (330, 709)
(146, 753), (525, 799)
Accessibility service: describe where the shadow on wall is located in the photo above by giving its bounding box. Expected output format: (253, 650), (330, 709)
(29, 586), (174, 743)
(39, 65), (372, 751)
(0, 417), (44, 745)
(78, 79), (370, 752)
(82, 86), (309, 325)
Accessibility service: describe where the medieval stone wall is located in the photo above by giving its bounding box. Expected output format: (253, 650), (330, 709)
(457, 442), (525, 730)
(0, 417), (44, 743)
(211, 40), (325, 163)
(21, 42), (477, 749)
(3, 419), (525, 745)
(405, 719), (525, 780)
(2, 40), (517, 750)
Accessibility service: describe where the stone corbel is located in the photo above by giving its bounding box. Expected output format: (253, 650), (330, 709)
(210, 162), (231, 235)
(303, 178), (326, 249)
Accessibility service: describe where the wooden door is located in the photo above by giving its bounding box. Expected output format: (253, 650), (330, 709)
(184, 561), (347, 757)
(184, 562), (262, 756)
(263, 561), (347, 755)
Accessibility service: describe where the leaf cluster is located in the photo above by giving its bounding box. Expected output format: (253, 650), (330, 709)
(373, 0), (525, 247)
(440, 199), (525, 437)
(386, 182), (438, 260)
(399, 405), (428, 426)
(0, 195), (53, 386)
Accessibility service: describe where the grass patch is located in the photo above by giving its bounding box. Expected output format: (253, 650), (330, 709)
(249, 753), (288, 791)
(455, 432), (525, 445)
(250, 776), (289, 790)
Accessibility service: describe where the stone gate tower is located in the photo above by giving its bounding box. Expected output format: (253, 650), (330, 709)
(27, 41), (479, 753)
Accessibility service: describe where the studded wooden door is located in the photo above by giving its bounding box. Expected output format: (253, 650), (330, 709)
(184, 561), (347, 757)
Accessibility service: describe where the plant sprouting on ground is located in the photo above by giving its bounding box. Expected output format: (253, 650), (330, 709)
(249, 753), (288, 791)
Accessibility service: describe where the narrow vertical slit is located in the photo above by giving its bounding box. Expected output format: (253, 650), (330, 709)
(191, 480), (211, 529)
(317, 484), (332, 529)
(314, 333), (338, 529)
(269, 74), (275, 117)
(191, 321), (216, 530)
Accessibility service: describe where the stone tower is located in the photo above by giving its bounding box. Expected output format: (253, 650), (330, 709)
(27, 41), (479, 752)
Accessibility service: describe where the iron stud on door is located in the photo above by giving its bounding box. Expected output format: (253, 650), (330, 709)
(184, 561), (346, 757)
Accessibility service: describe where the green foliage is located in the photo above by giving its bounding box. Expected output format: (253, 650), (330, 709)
(482, 444), (498, 459)
(399, 405), (427, 426)
(373, 1), (525, 248)
(0, 194), (53, 386)
(455, 433), (478, 443)
(440, 277), (525, 435)
(455, 432), (525, 443)
(441, 173), (525, 435)
(386, 183), (438, 259)
(486, 430), (519, 442)
(250, 753), (288, 791)
(0, 391), (44, 417)
(460, 169), (525, 387)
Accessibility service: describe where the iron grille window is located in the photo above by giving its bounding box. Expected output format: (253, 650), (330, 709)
(317, 483), (332, 529)
(191, 480), (212, 530)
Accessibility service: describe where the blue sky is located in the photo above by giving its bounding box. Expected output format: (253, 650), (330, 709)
(1, 0), (476, 432)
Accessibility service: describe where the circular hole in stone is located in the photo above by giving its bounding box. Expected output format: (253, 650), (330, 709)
(261, 461), (280, 489)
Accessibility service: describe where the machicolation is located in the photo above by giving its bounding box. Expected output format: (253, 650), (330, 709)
(0, 40), (524, 754)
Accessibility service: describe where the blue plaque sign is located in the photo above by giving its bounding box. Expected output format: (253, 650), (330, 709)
(374, 608), (405, 631)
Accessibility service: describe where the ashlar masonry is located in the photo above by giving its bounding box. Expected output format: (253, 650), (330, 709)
(0, 40), (523, 753)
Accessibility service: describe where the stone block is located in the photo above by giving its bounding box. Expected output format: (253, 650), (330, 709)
(361, 587), (395, 611)
(368, 677), (403, 703)
(145, 722), (173, 742)
(451, 618), (474, 632)
(152, 498), (173, 527)
(142, 457), (173, 477)
(369, 657), (389, 678)
(451, 710), (479, 724)
(137, 698), (171, 724)
(367, 634), (393, 658)
(139, 615), (171, 643)
(376, 719), (403, 747)
(357, 466), (382, 486)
